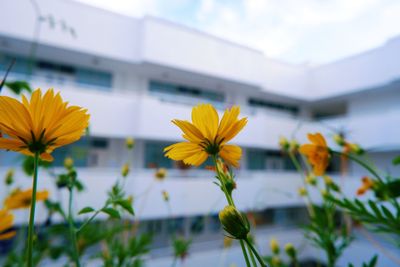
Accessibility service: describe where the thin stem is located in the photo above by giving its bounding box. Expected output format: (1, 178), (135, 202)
(332, 151), (383, 182)
(76, 209), (101, 234)
(247, 242), (258, 267)
(212, 155), (250, 267)
(68, 188), (81, 267)
(240, 240), (252, 267)
(245, 238), (267, 267)
(26, 152), (39, 267)
(289, 153), (315, 217)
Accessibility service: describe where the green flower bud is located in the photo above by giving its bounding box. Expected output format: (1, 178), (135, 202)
(333, 134), (345, 146)
(64, 157), (74, 170)
(121, 163), (130, 177)
(4, 169), (14, 186)
(219, 205), (250, 240)
(125, 137), (135, 149)
(270, 238), (280, 254)
(279, 136), (290, 152)
(284, 243), (296, 259)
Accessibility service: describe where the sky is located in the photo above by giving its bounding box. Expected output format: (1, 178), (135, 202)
(74, 0), (400, 65)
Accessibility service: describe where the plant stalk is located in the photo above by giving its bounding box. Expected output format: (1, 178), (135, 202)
(26, 152), (39, 267)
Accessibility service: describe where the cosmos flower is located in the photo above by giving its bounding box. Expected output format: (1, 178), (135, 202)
(164, 104), (247, 167)
(0, 89), (89, 161)
(299, 133), (330, 176)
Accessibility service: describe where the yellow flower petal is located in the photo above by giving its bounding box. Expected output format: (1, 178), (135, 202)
(220, 145), (242, 168)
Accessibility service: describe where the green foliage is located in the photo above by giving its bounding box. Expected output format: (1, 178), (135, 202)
(4, 80), (32, 95)
(22, 155), (52, 176)
(172, 236), (192, 259)
(348, 255), (378, 267)
(304, 203), (353, 267)
(331, 197), (400, 236)
(100, 233), (153, 267)
(392, 156), (400, 166)
(78, 207), (95, 215)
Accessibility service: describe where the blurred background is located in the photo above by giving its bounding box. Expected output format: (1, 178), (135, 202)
(0, 0), (400, 266)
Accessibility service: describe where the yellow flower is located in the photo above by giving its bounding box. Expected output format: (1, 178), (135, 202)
(0, 89), (90, 161)
(299, 133), (330, 176)
(0, 209), (16, 240)
(155, 168), (167, 180)
(4, 188), (49, 210)
(357, 176), (375, 196)
(164, 104), (247, 167)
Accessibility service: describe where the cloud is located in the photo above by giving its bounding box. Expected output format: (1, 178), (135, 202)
(74, 0), (400, 64)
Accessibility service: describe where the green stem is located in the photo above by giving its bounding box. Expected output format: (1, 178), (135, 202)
(212, 155), (251, 267)
(26, 152), (39, 267)
(76, 205), (104, 234)
(332, 151), (383, 182)
(68, 188), (81, 267)
(289, 153), (315, 217)
(245, 238), (267, 267)
(240, 240), (252, 267)
(247, 242), (258, 267)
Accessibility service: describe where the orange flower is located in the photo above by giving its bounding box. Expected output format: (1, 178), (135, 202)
(4, 188), (49, 210)
(357, 177), (375, 196)
(299, 133), (330, 176)
(0, 209), (16, 240)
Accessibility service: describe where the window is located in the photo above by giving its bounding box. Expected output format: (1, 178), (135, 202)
(0, 52), (112, 90)
(247, 149), (266, 170)
(51, 138), (90, 167)
(144, 141), (173, 168)
(190, 216), (205, 235)
(149, 81), (224, 102)
(248, 98), (298, 115)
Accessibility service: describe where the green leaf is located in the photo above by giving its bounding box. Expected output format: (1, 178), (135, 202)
(101, 207), (121, 219)
(78, 207), (95, 215)
(368, 200), (383, 219)
(381, 205), (395, 221)
(116, 199), (134, 215)
(4, 80), (32, 94)
(392, 156), (400, 165)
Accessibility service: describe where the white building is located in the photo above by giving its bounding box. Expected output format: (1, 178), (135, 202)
(0, 0), (399, 266)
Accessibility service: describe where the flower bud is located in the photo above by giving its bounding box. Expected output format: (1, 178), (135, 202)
(321, 189), (329, 198)
(271, 255), (281, 267)
(279, 136), (290, 152)
(64, 157), (74, 170)
(305, 174), (317, 186)
(349, 143), (364, 155)
(125, 137), (135, 149)
(270, 238), (280, 254)
(121, 163), (130, 177)
(284, 243), (296, 259)
(219, 205), (250, 240)
(162, 190), (169, 202)
(4, 169), (14, 186)
(290, 139), (299, 153)
(333, 134), (345, 146)
(155, 168), (167, 181)
(298, 187), (307, 197)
